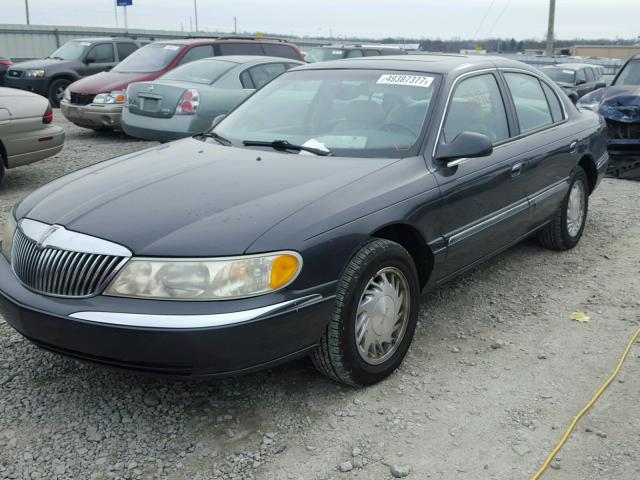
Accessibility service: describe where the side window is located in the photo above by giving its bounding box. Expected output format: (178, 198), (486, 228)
(262, 44), (298, 60)
(179, 45), (214, 65)
(88, 43), (115, 63)
(504, 73), (554, 134)
(346, 49), (364, 58)
(584, 68), (595, 82)
(246, 63), (286, 89)
(575, 69), (587, 84)
(363, 49), (381, 57)
(218, 43), (264, 56)
(443, 73), (509, 144)
(240, 70), (254, 89)
(541, 82), (564, 123)
(116, 43), (137, 61)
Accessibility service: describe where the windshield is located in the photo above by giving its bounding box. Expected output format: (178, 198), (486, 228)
(305, 48), (346, 63)
(160, 59), (235, 84)
(113, 44), (184, 73)
(613, 60), (640, 86)
(542, 67), (576, 84)
(49, 41), (91, 60)
(213, 69), (439, 158)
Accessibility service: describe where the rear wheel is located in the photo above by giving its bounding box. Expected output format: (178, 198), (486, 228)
(48, 79), (70, 108)
(537, 167), (589, 250)
(312, 239), (420, 386)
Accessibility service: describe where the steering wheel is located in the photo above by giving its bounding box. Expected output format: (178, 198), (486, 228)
(380, 122), (418, 138)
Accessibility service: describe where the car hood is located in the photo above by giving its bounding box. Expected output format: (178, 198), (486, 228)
(9, 58), (73, 71)
(17, 139), (393, 256)
(69, 70), (162, 94)
(580, 85), (640, 123)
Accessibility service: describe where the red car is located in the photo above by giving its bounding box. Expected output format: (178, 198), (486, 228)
(60, 38), (304, 131)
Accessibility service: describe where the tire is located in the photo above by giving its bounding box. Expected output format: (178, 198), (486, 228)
(0, 159), (5, 186)
(48, 78), (70, 108)
(537, 166), (589, 250)
(312, 238), (420, 386)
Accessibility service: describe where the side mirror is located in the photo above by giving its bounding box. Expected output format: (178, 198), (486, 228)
(211, 114), (226, 128)
(435, 131), (493, 167)
(85, 56), (96, 65)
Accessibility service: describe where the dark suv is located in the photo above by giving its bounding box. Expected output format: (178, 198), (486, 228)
(305, 45), (408, 63)
(541, 63), (606, 103)
(4, 37), (144, 107)
(61, 38), (305, 131)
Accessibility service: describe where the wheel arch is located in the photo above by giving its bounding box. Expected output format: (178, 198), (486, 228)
(578, 154), (597, 194)
(371, 223), (434, 289)
(0, 139), (7, 168)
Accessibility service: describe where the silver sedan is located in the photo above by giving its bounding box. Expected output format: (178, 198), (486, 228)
(0, 87), (65, 184)
(122, 56), (303, 142)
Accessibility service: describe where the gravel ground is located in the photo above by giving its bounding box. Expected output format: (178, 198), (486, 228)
(0, 113), (639, 480)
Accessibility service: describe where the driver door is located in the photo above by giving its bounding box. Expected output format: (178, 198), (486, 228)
(432, 72), (531, 280)
(79, 43), (116, 76)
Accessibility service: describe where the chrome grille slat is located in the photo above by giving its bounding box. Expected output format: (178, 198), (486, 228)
(10, 228), (127, 298)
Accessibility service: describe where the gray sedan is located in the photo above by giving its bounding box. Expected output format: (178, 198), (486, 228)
(121, 56), (303, 142)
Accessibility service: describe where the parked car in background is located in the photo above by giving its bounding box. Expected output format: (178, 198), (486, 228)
(3, 38), (143, 107)
(122, 56), (303, 141)
(61, 38), (305, 132)
(305, 44), (407, 63)
(578, 55), (640, 178)
(0, 88), (64, 185)
(0, 57), (12, 86)
(540, 63), (606, 103)
(0, 55), (607, 385)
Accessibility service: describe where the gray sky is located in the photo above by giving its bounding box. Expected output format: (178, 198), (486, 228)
(3, 0), (640, 40)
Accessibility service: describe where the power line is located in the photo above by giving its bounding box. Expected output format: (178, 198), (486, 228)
(485, 0), (513, 38)
(473, 0), (496, 40)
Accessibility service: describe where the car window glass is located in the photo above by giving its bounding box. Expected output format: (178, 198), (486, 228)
(179, 45), (215, 65)
(240, 70), (254, 89)
(305, 48), (345, 62)
(161, 59), (235, 84)
(504, 73), (554, 134)
(116, 43), (137, 61)
(614, 60), (640, 86)
(443, 74), (509, 144)
(576, 69), (587, 83)
(247, 63), (287, 89)
(363, 50), (381, 56)
(584, 68), (595, 82)
(49, 41), (91, 60)
(541, 82), (564, 123)
(113, 44), (185, 73)
(262, 44), (298, 60)
(346, 50), (364, 58)
(542, 67), (576, 84)
(218, 43), (264, 56)
(89, 43), (115, 63)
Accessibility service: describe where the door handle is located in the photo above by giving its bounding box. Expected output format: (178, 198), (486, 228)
(511, 162), (523, 178)
(569, 140), (578, 153)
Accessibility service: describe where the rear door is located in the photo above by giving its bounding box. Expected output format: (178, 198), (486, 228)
(575, 68), (591, 98)
(432, 71), (531, 280)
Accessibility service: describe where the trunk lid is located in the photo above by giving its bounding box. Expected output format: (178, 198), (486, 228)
(127, 80), (192, 118)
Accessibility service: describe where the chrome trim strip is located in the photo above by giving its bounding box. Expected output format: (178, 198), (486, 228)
(596, 152), (609, 169)
(529, 179), (569, 205)
(69, 294), (329, 329)
(448, 200), (529, 246)
(18, 219), (132, 257)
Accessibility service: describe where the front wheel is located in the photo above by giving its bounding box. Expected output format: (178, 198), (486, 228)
(537, 166), (589, 250)
(312, 239), (420, 386)
(48, 79), (70, 108)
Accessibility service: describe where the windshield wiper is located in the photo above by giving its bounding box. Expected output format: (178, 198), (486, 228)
(199, 131), (232, 146)
(242, 139), (332, 156)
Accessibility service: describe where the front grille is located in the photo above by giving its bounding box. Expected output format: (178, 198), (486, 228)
(69, 92), (95, 105)
(606, 119), (640, 140)
(11, 228), (125, 298)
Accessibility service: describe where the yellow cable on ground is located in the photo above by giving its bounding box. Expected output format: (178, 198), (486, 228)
(531, 326), (640, 480)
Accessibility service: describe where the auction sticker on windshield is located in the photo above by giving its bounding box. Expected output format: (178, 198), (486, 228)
(377, 74), (434, 88)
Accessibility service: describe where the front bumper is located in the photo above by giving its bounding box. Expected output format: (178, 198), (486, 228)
(3, 76), (48, 97)
(60, 100), (124, 129)
(0, 251), (334, 376)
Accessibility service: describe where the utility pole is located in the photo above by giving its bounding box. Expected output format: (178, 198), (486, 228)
(234, 16), (237, 34)
(194, 0), (199, 32)
(545, 0), (556, 56)
(25, 0), (30, 25)
(114, 1), (118, 28)
(123, 4), (128, 30)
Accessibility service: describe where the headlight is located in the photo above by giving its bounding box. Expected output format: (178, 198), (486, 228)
(25, 69), (45, 78)
(93, 90), (126, 104)
(105, 251), (302, 300)
(1, 213), (17, 261)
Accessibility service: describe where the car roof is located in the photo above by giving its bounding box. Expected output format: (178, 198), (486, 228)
(298, 54), (538, 75)
(70, 37), (136, 43)
(198, 55), (303, 65)
(550, 63), (596, 70)
(313, 45), (403, 50)
(152, 38), (295, 46)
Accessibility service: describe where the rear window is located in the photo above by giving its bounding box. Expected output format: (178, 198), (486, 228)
(305, 48), (345, 63)
(218, 43), (264, 56)
(113, 43), (185, 73)
(262, 43), (299, 60)
(160, 59), (235, 84)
